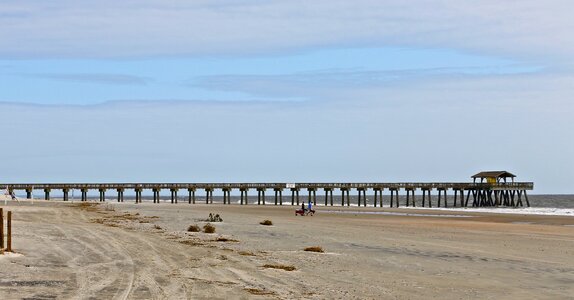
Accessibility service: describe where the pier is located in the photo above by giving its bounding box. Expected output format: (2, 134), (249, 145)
(2, 172), (533, 207)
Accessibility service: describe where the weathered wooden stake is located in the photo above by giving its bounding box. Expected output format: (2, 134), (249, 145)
(0, 208), (4, 252)
(7, 211), (12, 252)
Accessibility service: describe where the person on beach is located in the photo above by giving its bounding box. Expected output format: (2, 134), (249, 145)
(301, 202), (306, 213)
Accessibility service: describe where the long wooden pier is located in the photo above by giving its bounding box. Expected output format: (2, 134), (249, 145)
(2, 182), (534, 208)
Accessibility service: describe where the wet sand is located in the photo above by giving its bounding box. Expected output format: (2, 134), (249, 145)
(1, 201), (573, 299)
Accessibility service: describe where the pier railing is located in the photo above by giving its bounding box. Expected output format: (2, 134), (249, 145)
(1, 182), (534, 190)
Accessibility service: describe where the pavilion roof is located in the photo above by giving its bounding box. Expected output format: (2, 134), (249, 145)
(471, 171), (516, 178)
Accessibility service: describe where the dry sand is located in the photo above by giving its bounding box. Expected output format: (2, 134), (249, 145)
(1, 201), (573, 299)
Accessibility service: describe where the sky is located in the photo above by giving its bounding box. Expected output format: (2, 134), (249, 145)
(1, 0), (573, 193)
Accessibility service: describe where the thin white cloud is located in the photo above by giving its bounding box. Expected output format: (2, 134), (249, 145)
(26, 73), (152, 85)
(0, 0), (572, 61)
(191, 66), (542, 99)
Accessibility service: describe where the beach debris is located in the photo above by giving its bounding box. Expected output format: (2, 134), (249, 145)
(259, 219), (273, 226)
(214, 237), (239, 242)
(207, 213), (223, 222)
(203, 223), (216, 233)
(238, 251), (256, 256)
(304, 246), (324, 253)
(244, 288), (277, 296)
(262, 264), (296, 271)
(187, 224), (201, 232)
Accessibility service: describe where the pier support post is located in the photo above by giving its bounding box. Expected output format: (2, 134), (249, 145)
(290, 189), (299, 205)
(44, 189), (50, 200)
(524, 190), (530, 207)
(437, 188), (442, 207)
(63, 188), (69, 202)
(406, 189), (410, 207)
(389, 189), (399, 207)
(274, 189), (278, 205)
(171, 188), (178, 204)
(324, 188), (333, 206)
(153, 188), (160, 203)
(240, 188), (247, 205)
(135, 188), (142, 203)
(188, 188), (196, 204)
(205, 189), (213, 204)
(272, 188), (282, 205)
(117, 188), (124, 202)
(257, 188), (265, 205)
(99, 189), (106, 202)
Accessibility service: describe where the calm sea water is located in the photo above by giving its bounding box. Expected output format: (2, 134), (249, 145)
(527, 195), (574, 208)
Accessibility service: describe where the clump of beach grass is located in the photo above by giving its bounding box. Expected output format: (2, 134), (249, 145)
(262, 264), (296, 271)
(203, 223), (216, 233)
(304, 246), (324, 253)
(259, 220), (273, 226)
(187, 224), (201, 232)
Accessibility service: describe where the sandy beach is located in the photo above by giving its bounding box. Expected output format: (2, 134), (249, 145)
(1, 201), (573, 299)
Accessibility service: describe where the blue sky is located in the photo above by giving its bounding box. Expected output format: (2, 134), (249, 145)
(1, 1), (573, 193)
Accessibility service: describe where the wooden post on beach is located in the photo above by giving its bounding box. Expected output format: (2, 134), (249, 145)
(44, 189), (50, 200)
(340, 189), (345, 206)
(0, 208), (3, 252)
(63, 188), (69, 201)
(524, 190), (530, 207)
(6, 211), (11, 252)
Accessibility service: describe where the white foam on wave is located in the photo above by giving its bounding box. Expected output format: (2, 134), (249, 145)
(402, 206), (574, 216)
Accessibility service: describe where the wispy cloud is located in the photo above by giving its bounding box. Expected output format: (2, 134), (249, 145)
(0, 1), (572, 61)
(191, 65), (543, 100)
(27, 73), (152, 86)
